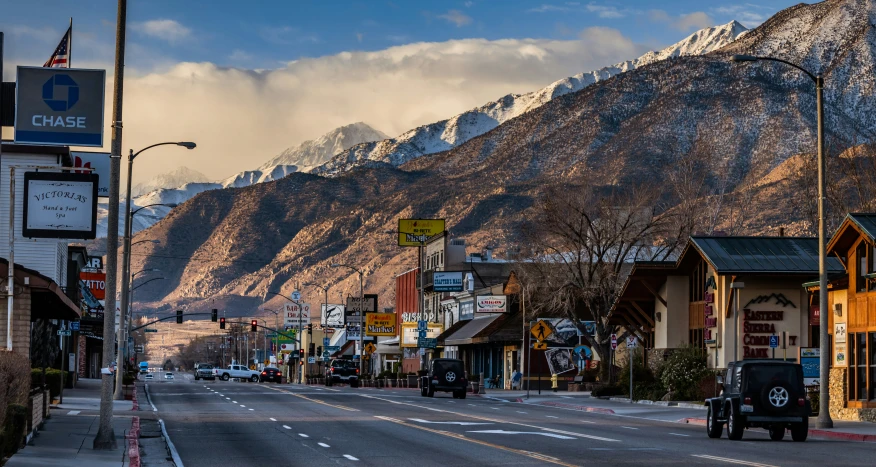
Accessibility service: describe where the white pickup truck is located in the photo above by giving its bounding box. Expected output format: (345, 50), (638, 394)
(216, 364), (261, 382)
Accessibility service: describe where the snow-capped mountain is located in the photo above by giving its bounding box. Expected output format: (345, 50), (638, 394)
(131, 166), (210, 197)
(312, 21), (749, 175)
(96, 123), (387, 237)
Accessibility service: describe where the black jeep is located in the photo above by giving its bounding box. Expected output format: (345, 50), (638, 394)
(705, 360), (810, 442)
(421, 358), (467, 399)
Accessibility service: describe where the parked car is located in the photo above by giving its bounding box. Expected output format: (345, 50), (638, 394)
(421, 358), (467, 399)
(216, 364), (260, 382)
(145, 373), (154, 381)
(259, 367), (282, 383)
(325, 359), (359, 387)
(164, 372), (174, 380)
(194, 363), (216, 381)
(705, 360), (810, 442)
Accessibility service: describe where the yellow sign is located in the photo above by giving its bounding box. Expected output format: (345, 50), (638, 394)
(397, 219), (445, 246)
(533, 342), (548, 350)
(531, 320), (553, 341)
(366, 313), (396, 336)
(364, 342), (376, 354)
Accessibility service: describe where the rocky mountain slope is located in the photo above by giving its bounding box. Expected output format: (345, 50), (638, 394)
(129, 0), (876, 316)
(312, 20), (748, 175)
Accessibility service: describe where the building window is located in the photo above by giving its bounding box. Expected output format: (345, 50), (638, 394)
(871, 333), (876, 400)
(857, 242), (869, 292)
(849, 333), (869, 401)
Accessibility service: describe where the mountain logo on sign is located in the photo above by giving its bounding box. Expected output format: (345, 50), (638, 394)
(42, 74), (80, 111)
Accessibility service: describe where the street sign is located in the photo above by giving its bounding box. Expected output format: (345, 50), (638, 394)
(626, 336), (637, 348)
(144, 329), (157, 333)
(532, 342), (547, 350)
(307, 357), (316, 364)
(417, 320), (428, 331)
(291, 291), (301, 301)
(284, 302), (311, 324)
(611, 333), (618, 350)
(418, 330), (427, 338)
(364, 342), (376, 354)
(57, 330), (71, 336)
(322, 357), (330, 362)
(769, 335), (779, 348)
(322, 351), (330, 358)
(325, 346), (340, 352)
(530, 320), (553, 341)
(70, 321), (80, 331)
(417, 337), (437, 349)
(323, 337), (330, 347)
(134, 345), (144, 353)
(15, 67), (106, 147)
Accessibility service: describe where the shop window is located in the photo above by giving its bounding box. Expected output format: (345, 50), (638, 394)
(858, 242), (869, 292)
(870, 333), (876, 400)
(690, 259), (707, 302)
(849, 333), (868, 401)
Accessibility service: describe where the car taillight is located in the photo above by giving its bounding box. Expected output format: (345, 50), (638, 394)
(262, 372), (266, 375)
(330, 368), (334, 373)
(356, 369), (359, 374)
(744, 397), (751, 405)
(798, 398), (805, 407)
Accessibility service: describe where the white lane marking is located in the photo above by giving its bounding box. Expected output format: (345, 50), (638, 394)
(691, 455), (778, 467)
(159, 419), (184, 467)
(343, 455), (359, 461)
(248, 408), (254, 411)
(282, 425), (291, 430)
(145, 384), (158, 412)
(468, 430), (575, 440)
(232, 401), (238, 404)
(580, 421), (596, 424)
(517, 411), (527, 414)
(270, 418), (277, 421)
(468, 404), (477, 406)
(408, 419), (492, 426)
(225, 397), (230, 400)
(669, 433), (690, 437)
(545, 415), (558, 419)
(240, 405), (246, 407)
(297, 432), (308, 437)
(318, 442), (330, 448)
(621, 426), (638, 430)
(491, 407), (500, 410)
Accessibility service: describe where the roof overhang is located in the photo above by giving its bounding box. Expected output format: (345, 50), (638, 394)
(0, 259), (80, 321)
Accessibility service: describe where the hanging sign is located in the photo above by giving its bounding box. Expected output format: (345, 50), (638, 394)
(23, 171), (98, 239)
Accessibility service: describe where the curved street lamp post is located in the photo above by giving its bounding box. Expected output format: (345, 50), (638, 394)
(732, 54), (831, 428)
(331, 264), (365, 376)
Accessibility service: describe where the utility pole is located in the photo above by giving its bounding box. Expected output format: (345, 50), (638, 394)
(94, 0), (126, 451)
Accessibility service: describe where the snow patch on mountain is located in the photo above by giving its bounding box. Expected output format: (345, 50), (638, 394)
(313, 21), (749, 175)
(131, 166), (210, 197)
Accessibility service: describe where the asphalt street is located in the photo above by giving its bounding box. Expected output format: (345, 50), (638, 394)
(145, 374), (875, 466)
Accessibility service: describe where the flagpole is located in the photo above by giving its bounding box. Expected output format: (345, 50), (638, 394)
(68, 18), (72, 68)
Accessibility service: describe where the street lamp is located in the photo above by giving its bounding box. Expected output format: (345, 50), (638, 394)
(304, 283), (331, 374)
(385, 229), (428, 371)
(116, 140), (194, 401)
(331, 264), (365, 376)
(113, 266), (160, 399)
(731, 54), (832, 428)
(266, 291), (306, 383)
(261, 308), (281, 367)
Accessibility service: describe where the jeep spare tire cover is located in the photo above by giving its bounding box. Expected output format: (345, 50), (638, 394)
(444, 371), (457, 383)
(761, 380), (795, 413)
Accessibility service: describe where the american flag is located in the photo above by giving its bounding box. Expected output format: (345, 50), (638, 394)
(44, 26), (71, 68)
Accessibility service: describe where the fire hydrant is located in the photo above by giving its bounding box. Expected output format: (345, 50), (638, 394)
(551, 373), (558, 392)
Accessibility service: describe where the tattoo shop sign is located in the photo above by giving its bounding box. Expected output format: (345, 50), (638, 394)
(23, 172), (98, 239)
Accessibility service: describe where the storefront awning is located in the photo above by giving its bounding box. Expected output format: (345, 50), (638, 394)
(0, 258), (80, 321)
(443, 314), (503, 346)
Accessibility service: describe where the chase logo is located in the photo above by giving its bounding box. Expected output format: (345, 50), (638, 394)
(42, 74), (79, 111)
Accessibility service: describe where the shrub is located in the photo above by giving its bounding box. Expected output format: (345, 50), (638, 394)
(0, 404), (27, 458)
(0, 353), (30, 430)
(618, 348), (664, 400)
(660, 345), (711, 401)
(31, 369), (69, 400)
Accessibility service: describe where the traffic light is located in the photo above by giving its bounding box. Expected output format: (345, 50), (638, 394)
(317, 346), (322, 356)
(298, 349), (304, 359)
(219, 317), (226, 330)
(251, 320), (258, 332)
(176, 310), (183, 324)
(211, 309), (218, 322)
(309, 343), (315, 355)
(307, 323), (313, 335)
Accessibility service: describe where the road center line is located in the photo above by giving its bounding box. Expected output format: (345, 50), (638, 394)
(318, 443), (330, 448)
(691, 455), (778, 467)
(292, 393), (359, 411)
(621, 426), (638, 430)
(546, 416), (558, 418)
(669, 433), (689, 437)
(297, 432), (308, 437)
(248, 408), (254, 411)
(343, 455), (358, 461)
(270, 418), (277, 421)
(282, 425), (291, 430)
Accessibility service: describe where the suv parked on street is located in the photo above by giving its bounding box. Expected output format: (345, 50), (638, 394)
(325, 359), (359, 387)
(705, 360), (810, 442)
(194, 363), (216, 381)
(421, 358), (467, 399)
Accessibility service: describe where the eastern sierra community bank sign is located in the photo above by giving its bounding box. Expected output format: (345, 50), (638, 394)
(23, 172), (98, 239)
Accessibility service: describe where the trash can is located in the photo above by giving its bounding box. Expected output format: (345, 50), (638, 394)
(407, 375), (418, 387)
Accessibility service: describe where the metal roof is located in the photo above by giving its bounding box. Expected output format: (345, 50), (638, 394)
(689, 236), (845, 275)
(848, 213), (876, 240)
(443, 314), (503, 346)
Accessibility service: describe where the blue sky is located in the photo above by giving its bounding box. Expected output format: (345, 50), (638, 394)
(0, 1), (801, 182)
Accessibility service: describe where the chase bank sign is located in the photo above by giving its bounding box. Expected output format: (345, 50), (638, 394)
(14, 67), (106, 147)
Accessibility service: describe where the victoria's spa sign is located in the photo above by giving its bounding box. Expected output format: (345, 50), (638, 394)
(23, 172), (98, 239)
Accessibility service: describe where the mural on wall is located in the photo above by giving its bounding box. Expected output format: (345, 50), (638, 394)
(545, 348), (576, 375)
(537, 319), (594, 348)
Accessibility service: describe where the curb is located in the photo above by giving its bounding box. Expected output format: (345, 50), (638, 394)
(131, 385), (139, 411)
(126, 416), (140, 467)
(539, 401), (615, 414)
(681, 417), (876, 442)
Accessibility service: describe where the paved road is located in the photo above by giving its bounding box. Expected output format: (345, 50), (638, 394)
(145, 377), (875, 466)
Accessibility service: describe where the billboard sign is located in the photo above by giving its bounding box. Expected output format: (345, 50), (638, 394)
(365, 313), (396, 336)
(401, 323), (443, 347)
(345, 294), (378, 315)
(15, 67), (106, 147)
(476, 295), (507, 313)
(321, 304), (345, 328)
(23, 172), (98, 239)
(80, 272), (106, 300)
(433, 271), (464, 292)
(283, 302), (311, 325)
(71, 151), (110, 197)
(397, 219), (445, 246)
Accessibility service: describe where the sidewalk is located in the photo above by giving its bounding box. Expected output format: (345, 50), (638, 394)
(5, 378), (138, 467)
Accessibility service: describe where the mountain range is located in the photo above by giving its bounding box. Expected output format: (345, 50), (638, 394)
(127, 0), (876, 316)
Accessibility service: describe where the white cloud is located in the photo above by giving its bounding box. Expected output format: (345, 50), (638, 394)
(528, 2), (630, 18)
(131, 19), (191, 44)
(228, 49), (252, 62)
(259, 25), (319, 45)
(101, 32), (649, 183)
(672, 12), (715, 31)
(713, 4), (774, 26)
(438, 10), (473, 27)
(464, 1), (474, 7)
(585, 3), (625, 19)
(356, 32), (364, 43)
